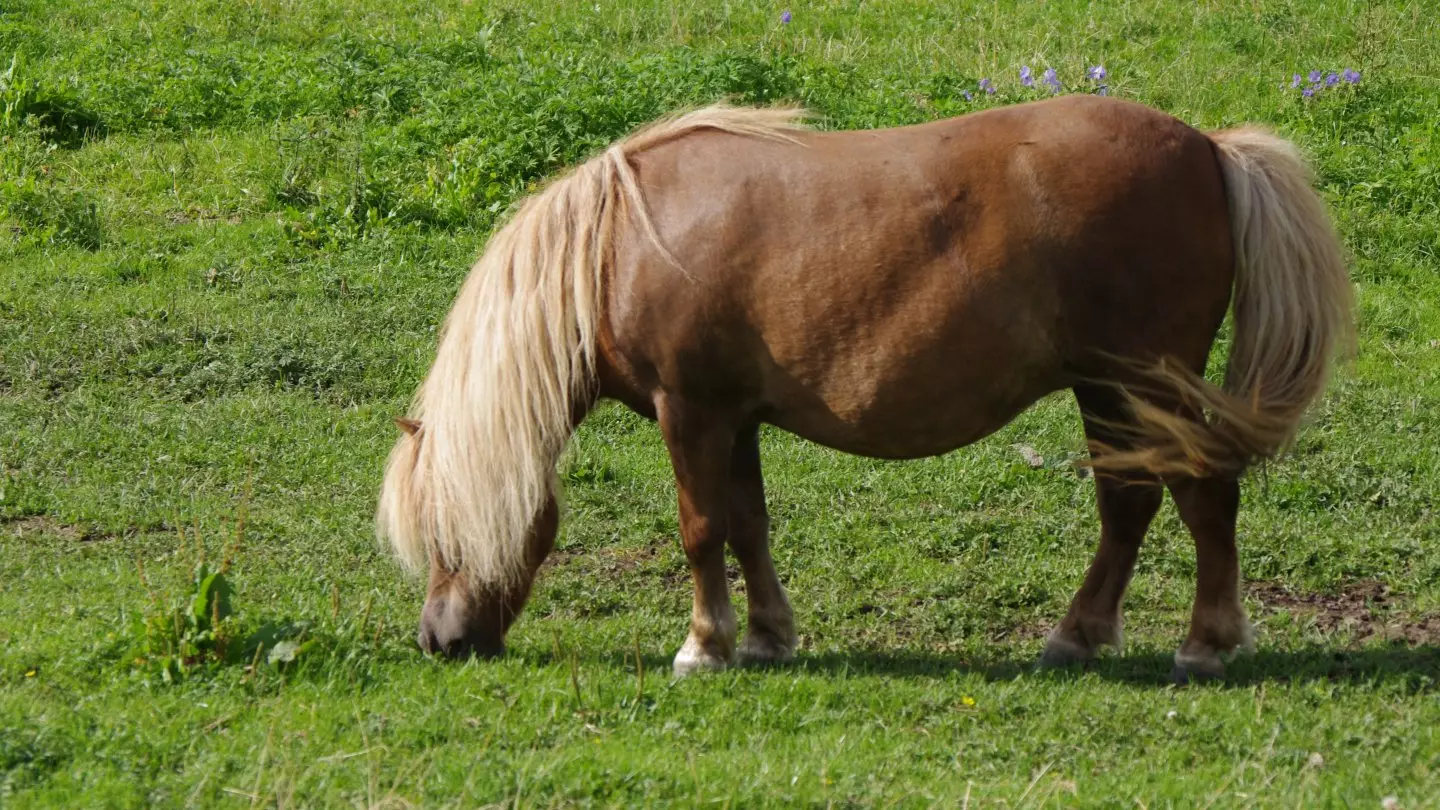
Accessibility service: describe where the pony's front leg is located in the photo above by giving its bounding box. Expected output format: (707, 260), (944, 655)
(728, 425), (797, 665)
(658, 398), (739, 676)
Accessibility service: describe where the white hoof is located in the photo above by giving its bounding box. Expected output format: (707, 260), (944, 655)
(672, 636), (730, 677)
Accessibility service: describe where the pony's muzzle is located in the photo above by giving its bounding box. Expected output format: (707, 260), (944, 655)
(417, 594), (505, 659)
(416, 626), (503, 659)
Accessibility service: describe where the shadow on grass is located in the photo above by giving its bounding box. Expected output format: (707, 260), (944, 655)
(521, 642), (1438, 689)
(779, 644), (1440, 688)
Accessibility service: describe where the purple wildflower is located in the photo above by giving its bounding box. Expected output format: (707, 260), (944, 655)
(1308, 69), (1322, 83)
(1042, 67), (1061, 92)
(1020, 65), (1034, 87)
(979, 77), (995, 95)
(1291, 73), (1303, 88)
(962, 89), (974, 102)
(780, 9), (792, 23)
(1302, 86), (1315, 98)
(1087, 65), (1107, 81)
(1325, 72), (1339, 87)
(1343, 68), (1361, 84)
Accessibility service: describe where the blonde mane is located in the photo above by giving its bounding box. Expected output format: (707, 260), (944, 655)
(376, 104), (807, 586)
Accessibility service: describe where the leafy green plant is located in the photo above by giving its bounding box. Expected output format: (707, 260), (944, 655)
(126, 503), (321, 683)
(128, 516), (245, 682)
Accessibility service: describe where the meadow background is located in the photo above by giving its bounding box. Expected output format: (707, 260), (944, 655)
(2, 0), (1439, 806)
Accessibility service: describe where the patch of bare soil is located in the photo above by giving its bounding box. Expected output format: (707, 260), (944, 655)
(1250, 580), (1440, 646)
(2, 515), (111, 542)
(543, 541), (691, 587)
(989, 620), (1052, 644)
(165, 208), (244, 226)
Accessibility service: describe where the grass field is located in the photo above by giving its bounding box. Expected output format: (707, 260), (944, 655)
(3, 0), (1440, 806)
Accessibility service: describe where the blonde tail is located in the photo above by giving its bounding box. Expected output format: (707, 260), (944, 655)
(1098, 128), (1355, 478)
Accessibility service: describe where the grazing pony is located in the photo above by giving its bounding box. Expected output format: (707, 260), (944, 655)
(377, 96), (1352, 682)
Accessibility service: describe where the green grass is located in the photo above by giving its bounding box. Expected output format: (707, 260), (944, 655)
(3, 0), (1440, 806)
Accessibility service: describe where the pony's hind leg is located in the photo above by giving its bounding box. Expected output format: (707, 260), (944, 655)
(658, 397), (740, 676)
(1041, 384), (1163, 667)
(1167, 475), (1253, 683)
(728, 425), (797, 665)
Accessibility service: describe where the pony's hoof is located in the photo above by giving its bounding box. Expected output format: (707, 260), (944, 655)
(672, 638), (731, 677)
(737, 634), (796, 667)
(1037, 636), (1094, 670)
(1171, 651), (1225, 685)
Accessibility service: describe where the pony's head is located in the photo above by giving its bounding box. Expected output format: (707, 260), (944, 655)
(378, 416), (560, 658)
(371, 152), (602, 660)
(415, 493), (558, 660)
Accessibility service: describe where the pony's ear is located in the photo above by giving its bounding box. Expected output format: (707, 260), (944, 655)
(395, 417), (422, 436)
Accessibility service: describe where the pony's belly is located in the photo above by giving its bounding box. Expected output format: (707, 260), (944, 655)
(776, 420), (1009, 460)
(765, 383), (1055, 460)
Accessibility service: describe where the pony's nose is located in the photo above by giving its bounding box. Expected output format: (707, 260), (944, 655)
(416, 610), (467, 658)
(417, 598), (503, 659)
(416, 622), (443, 655)
(416, 618), (477, 658)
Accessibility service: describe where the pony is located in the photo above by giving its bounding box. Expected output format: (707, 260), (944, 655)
(377, 96), (1352, 682)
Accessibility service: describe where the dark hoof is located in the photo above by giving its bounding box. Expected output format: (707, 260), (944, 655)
(1037, 637), (1094, 670)
(737, 637), (796, 668)
(1171, 656), (1224, 685)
